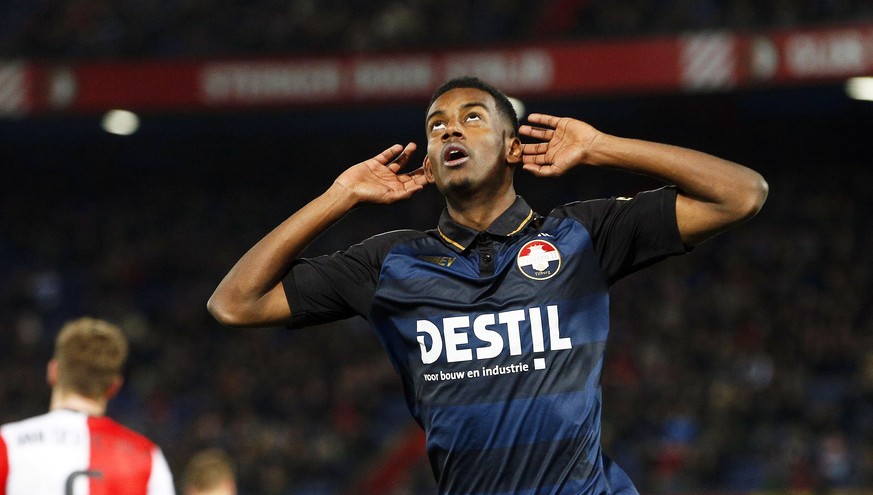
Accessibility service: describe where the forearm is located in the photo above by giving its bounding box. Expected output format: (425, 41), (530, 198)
(521, 114), (767, 244)
(589, 135), (757, 202)
(208, 142), (425, 327)
(588, 134), (768, 244)
(207, 183), (357, 327)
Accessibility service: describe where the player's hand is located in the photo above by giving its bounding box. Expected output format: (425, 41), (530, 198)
(519, 113), (602, 177)
(334, 142), (429, 205)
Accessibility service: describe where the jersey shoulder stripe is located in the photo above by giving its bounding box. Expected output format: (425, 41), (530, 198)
(0, 411), (173, 495)
(0, 433), (8, 495)
(87, 416), (154, 495)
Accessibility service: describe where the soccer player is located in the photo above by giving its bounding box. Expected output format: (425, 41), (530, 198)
(207, 76), (768, 493)
(0, 317), (176, 495)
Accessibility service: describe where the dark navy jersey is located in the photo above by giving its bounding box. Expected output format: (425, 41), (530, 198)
(284, 187), (686, 495)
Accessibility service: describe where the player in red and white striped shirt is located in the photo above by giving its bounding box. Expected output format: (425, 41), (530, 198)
(0, 317), (175, 495)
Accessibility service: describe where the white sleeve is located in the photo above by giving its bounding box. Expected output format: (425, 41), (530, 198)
(147, 447), (176, 495)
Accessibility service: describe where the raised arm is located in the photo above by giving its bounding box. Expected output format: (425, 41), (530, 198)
(207, 142), (428, 328)
(519, 113), (768, 246)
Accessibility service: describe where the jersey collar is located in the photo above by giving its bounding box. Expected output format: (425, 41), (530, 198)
(436, 196), (535, 252)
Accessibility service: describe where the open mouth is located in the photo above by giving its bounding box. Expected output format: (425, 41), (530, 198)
(443, 145), (469, 166)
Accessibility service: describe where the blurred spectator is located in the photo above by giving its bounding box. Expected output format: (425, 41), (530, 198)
(182, 448), (237, 495)
(0, 105), (870, 492)
(2, 0), (873, 59)
(1, 10), (873, 489)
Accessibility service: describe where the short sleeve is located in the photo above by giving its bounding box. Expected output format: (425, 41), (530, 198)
(283, 230), (425, 328)
(551, 186), (687, 283)
(147, 447), (176, 495)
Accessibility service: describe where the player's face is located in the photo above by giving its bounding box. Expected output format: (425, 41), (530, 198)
(424, 88), (519, 198)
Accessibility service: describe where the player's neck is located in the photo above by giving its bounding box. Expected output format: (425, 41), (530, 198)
(50, 389), (107, 416)
(446, 186), (517, 232)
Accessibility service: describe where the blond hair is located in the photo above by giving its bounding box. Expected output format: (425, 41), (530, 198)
(183, 448), (236, 493)
(53, 317), (129, 399)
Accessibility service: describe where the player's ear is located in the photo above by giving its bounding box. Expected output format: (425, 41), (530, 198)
(506, 136), (522, 164)
(47, 359), (58, 386)
(423, 156), (435, 183)
(106, 375), (124, 400)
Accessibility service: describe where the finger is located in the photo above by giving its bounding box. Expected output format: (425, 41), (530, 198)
(392, 142), (417, 166)
(395, 167), (417, 182)
(402, 181), (425, 193)
(521, 155), (552, 165)
(526, 113), (562, 128)
(519, 126), (554, 141)
(520, 142), (551, 155)
(522, 163), (561, 177)
(403, 166), (429, 185)
(523, 154), (552, 165)
(376, 144), (405, 165)
(388, 142), (418, 174)
(521, 163), (547, 177)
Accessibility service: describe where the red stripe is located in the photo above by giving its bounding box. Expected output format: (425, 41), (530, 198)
(354, 427), (427, 495)
(86, 417), (153, 495)
(0, 434), (8, 495)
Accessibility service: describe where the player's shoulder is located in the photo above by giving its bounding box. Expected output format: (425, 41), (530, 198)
(87, 416), (157, 451)
(1, 410), (70, 433)
(353, 228), (431, 253)
(548, 187), (677, 220)
(368, 228), (428, 243)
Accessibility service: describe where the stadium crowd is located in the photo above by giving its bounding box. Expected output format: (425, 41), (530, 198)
(1, 0), (872, 59)
(2, 97), (872, 493)
(2, 0), (873, 494)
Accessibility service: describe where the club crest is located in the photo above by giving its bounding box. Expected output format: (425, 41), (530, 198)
(516, 239), (561, 280)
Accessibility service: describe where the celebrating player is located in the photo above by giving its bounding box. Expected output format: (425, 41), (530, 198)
(208, 76), (768, 494)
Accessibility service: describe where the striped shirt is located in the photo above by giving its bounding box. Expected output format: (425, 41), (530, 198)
(285, 188), (685, 494)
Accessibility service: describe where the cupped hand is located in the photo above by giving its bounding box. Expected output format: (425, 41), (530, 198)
(519, 113), (602, 177)
(334, 143), (429, 205)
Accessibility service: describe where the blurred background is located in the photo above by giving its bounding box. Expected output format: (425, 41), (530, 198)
(2, 1), (873, 494)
